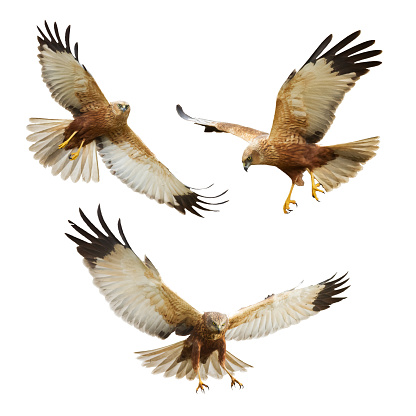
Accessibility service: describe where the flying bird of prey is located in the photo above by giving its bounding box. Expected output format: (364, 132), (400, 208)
(66, 206), (349, 392)
(177, 31), (381, 213)
(27, 22), (226, 217)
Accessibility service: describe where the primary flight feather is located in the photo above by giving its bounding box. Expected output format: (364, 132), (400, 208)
(177, 31), (381, 213)
(27, 22), (226, 217)
(67, 206), (349, 392)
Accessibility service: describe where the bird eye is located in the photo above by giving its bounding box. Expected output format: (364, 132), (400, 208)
(118, 104), (122, 109)
(247, 156), (252, 162)
(126, 105), (129, 109)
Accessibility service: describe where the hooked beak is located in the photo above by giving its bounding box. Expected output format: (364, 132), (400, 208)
(243, 160), (251, 172)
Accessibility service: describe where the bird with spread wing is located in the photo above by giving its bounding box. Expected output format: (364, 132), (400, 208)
(67, 206), (349, 392)
(177, 31), (381, 213)
(27, 22), (226, 217)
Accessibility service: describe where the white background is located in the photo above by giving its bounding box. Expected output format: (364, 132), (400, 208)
(2, 1), (415, 415)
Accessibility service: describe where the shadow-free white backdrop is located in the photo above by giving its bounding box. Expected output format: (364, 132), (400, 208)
(2, 1), (415, 415)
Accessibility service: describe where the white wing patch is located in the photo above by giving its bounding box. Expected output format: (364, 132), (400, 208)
(98, 137), (192, 208)
(283, 59), (356, 140)
(89, 244), (176, 339)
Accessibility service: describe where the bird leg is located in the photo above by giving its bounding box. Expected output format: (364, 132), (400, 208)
(195, 369), (209, 393)
(310, 171), (324, 201)
(283, 183), (297, 214)
(69, 139), (85, 161)
(223, 367), (244, 389)
(58, 130), (78, 149)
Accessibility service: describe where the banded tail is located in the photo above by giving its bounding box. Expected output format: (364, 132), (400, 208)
(314, 137), (379, 191)
(27, 118), (99, 183)
(136, 341), (252, 380)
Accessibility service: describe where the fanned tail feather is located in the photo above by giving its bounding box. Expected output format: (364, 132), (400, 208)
(27, 118), (99, 183)
(314, 136), (379, 191)
(136, 341), (252, 381)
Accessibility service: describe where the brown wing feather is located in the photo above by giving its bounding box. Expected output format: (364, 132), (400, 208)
(37, 22), (109, 116)
(226, 274), (349, 341)
(66, 206), (202, 339)
(97, 126), (227, 217)
(269, 31), (381, 144)
(177, 105), (267, 143)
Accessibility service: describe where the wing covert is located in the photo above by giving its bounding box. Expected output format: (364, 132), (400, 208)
(66, 206), (202, 339)
(37, 21), (109, 116)
(226, 274), (349, 341)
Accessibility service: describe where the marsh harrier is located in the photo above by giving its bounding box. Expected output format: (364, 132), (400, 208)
(67, 206), (349, 392)
(177, 31), (381, 213)
(27, 22), (226, 216)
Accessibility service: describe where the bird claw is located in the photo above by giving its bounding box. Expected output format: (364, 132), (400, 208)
(230, 377), (244, 389)
(311, 182), (324, 201)
(196, 381), (209, 393)
(283, 199), (297, 214)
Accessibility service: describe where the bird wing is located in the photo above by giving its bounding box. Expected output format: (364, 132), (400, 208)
(269, 31), (382, 144)
(37, 21), (109, 116)
(226, 274), (349, 341)
(177, 105), (267, 143)
(97, 125), (227, 217)
(66, 206), (202, 340)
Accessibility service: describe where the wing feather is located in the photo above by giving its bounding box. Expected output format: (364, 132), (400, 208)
(226, 274), (349, 341)
(98, 126), (227, 217)
(269, 31), (381, 144)
(66, 206), (202, 339)
(177, 105), (267, 143)
(37, 22), (109, 115)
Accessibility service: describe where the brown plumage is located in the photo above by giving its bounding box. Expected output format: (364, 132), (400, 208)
(27, 22), (227, 217)
(177, 30), (381, 213)
(66, 206), (349, 392)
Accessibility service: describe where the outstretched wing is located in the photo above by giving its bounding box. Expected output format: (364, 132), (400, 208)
(226, 274), (349, 341)
(177, 105), (267, 143)
(66, 206), (202, 339)
(98, 126), (227, 217)
(269, 31), (382, 144)
(37, 21), (109, 116)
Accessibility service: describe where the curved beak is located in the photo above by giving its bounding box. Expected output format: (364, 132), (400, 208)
(243, 160), (251, 172)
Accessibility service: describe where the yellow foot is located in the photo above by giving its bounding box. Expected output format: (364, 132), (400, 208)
(230, 376), (244, 389)
(283, 198), (297, 214)
(69, 139), (85, 161)
(312, 181), (324, 201)
(196, 381), (209, 393)
(58, 130), (78, 149)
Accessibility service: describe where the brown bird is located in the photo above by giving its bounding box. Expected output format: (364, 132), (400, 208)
(66, 206), (349, 392)
(177, 31), (381, 213)
(27, 22), (226, 217)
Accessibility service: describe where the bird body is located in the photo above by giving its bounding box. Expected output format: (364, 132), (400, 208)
(27, 22), (226, 216)
(67, 206), (349, 391)
(177, 30), (381, 213)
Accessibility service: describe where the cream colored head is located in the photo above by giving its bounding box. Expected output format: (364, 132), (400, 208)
(203, 312), (229, 334)
(111, 101), (131, 118)
(242, 143), (262, 171)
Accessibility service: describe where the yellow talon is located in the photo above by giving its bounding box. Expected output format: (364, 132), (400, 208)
(69, 139), (85, 161)
(283, 183), (297, 214)
(230, 376), (244, 389)
(310, 172), (324, 202)
(58, 130), (78, 149)
(195, 371), (209, 393)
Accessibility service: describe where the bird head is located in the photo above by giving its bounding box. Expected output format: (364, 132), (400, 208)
(112, 101), (131, 118)
(242, 145), (261, 172)
(203, 312), (229, 334)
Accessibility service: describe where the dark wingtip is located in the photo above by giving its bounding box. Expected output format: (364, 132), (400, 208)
(313, 273), (349, 312)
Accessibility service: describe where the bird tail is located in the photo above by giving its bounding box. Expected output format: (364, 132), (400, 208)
(136, 341), (252, 381)
(27, 118), (99, 183)
(313, 136), (379, 192)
